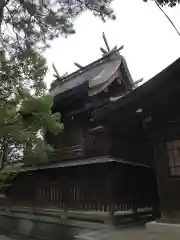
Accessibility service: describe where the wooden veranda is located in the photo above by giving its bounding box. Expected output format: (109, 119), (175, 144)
(7, 160), (158, 221)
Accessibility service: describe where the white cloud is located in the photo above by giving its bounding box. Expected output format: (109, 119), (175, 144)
(44, 0), (180, 88)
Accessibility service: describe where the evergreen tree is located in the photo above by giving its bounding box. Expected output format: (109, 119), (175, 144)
(144, 0), (180, 7)
(0, 0), (115, 57)
(0, 52), (63, 167)
(0, 0), (114, 170)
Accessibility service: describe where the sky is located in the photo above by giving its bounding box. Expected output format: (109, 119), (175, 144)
(44, 0), (180, 88)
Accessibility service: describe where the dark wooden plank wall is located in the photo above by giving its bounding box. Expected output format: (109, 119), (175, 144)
(153, 122), (180, 218)
(47, 115), (153, 165)
(48, 118), (111, 161)
(114, 164), (157, 210)
(84, 129), (110, 157)
(52, 120), (83, 149)
(110, 131), (153, 166)
(8, 163), (157, 212)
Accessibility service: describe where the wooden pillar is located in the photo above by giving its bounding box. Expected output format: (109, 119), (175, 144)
(106, 166), (116, 225)
(131, 167), (138, 220)
(153, 131), (167, 219)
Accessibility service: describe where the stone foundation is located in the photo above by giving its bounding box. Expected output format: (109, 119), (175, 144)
(146, 221), (180, 240)
(0, 208), (110, 240)
(0, 211), (75, 240)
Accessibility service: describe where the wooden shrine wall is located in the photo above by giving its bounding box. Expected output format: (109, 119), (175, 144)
(7, 163), (158, 213)
(110, 130), (153, 166)
(154, 122), (180, 218)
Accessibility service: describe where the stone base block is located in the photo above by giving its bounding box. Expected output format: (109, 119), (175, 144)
(146, 221), (180, 240)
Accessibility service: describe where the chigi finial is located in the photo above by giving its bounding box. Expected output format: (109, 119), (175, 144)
(100, 32), (124, 56)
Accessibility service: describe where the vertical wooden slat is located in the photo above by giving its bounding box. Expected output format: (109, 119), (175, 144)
(7, 163), (158, 216)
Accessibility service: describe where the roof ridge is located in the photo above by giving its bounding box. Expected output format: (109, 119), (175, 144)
(50, 52), (120, 91)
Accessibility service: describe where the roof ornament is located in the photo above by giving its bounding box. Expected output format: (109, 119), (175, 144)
(74, 32), (124, 70)
(134, 78), (143, 85)
(52, 63), (61, 79)
(102, 32), (110, 52)
(74, 62), (83, 69)
(52, 63), (68, 83)
(133, 78), (144, 88)
(100, 33), (143, 89)
(100, 32), (124, 56)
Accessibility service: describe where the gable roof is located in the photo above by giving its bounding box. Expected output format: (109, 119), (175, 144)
(93, 57), (180, 121)
(50, 51), (134, 99)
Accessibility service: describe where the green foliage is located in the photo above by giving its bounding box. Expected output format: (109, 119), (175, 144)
(0, 0), (115, 57)
(0, 164), (22, 185)
(0, 0), (114, 171)
(0, 51), (47, 99)
(143, 0), (180, 7)
(0, 53), (63, 166)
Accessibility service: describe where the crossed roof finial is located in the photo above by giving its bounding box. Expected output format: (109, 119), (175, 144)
(100, 32), (124, 56)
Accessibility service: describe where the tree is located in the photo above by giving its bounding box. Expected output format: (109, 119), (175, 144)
(0, 0), (115, 166)
(0, 52), (63, 168)
(0, 0), (114, 176)
(0, 0), (115, 58)
(144, 0), (180, 37)
(144, 0), (180, 7)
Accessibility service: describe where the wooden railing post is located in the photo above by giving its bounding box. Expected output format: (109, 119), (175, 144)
(106, 170), (116, 225)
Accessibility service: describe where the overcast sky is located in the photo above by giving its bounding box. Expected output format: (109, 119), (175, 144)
(44, 0), (180, 88)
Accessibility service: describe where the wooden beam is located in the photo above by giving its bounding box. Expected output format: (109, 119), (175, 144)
(100, 47), (107, 54)
(134, 78), (143, 85)
(74, 62), (83, 69)
(117, 45), (124, 52)
(111, 45), (117, 52)
(52, 63), (61, 78)
(53, 74), (59, 78)
(102, 32), (110, 52)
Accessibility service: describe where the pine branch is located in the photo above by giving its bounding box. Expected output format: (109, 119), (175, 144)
(77, 0), (114, 21)
(0, 0), (11, 10)
(155, 0), (180, 37)
(0, 0), (11, 27)
(2, 118), (20, 128)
